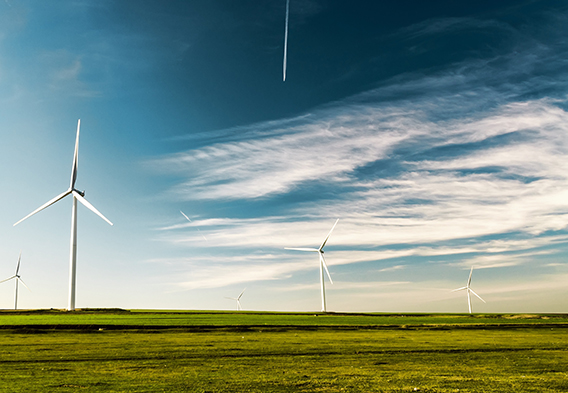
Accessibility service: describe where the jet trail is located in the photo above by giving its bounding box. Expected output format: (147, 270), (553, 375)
(283, 0), (290, 81)
(180, 210), (208, 241)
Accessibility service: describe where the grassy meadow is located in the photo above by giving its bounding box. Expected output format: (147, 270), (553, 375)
(0, 310), (567, 392)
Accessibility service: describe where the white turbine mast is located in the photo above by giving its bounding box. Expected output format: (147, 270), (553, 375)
(225, 288), (246, 311)
(0, 251), (31, 310)
(286, 218), (339, 312)
(452, 266), (486, 314)
(13, 119), (113, 311)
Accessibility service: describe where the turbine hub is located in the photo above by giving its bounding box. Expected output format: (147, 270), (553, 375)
(74, 189), (85, 197)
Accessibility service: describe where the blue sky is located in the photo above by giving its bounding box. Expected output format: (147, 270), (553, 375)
(1, 0), (568, 312)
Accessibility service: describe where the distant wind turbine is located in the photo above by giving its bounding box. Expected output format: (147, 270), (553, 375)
(452, 267), (486, 314)
(0, 252), (31, 310)
(286, 219), (339, 312)
(225, 288), (246, 311)
(13, 119), (113, 311)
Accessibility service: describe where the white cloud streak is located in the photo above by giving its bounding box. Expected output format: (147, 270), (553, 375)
(152, 94), (568, 287)
(153, 255), (306, 290)
(153, 97), (568, 245)
(149, 11), (568, 292)
(152, 232), (568, 289)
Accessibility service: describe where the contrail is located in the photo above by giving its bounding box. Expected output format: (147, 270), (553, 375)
(180, 210), (208, 242)
(283, 0), (290, 81)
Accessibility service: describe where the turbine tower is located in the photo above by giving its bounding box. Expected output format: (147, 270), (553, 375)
(0, 252), (31, 310)
(14, 120), (113, 311)
(225, 288), (246, 311)
(452, 266), (486, 314)
(286, 219), (339, 312)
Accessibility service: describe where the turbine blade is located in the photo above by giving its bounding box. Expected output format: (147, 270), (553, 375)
(70, 119), (80, 190)
(320, 253), (333, 284)
(225, 297), (237, 300)
(0, 276), (16, 284)
(285, 247), (319, 252)
(15, 251), (21, 275)
(319, 218), (339, 251)
(469, 288), (486, 303)
(451, 286), (467, 292)
(73, 191), (113, 226)
(468, 266), (474, 287)
(13, 190), (72, 226)
(238, 288), (246, 300)
(17, 278), (31, 292)
(467, 290), (472, 314)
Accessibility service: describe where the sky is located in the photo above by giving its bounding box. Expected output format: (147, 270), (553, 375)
(1, 0), (568, 313)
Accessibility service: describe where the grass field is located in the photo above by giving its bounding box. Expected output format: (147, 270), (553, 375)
(1, 310), (567, 392)
(2, 309), (568, 327)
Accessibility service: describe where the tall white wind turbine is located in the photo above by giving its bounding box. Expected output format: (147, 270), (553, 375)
(452, 267), (486, 314)
(13, 120), (113, 311)
(225, 288), (246, 311)
(286, 219), (339, 312)
(0, 252), (31, 310)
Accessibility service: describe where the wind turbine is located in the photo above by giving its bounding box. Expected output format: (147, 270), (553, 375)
(225, 288), (246, 311)
(452, 266), (486, 314)
(285, 219), (339, 312)
(13, 119), (113, 311)
(0, 252), (31, 310)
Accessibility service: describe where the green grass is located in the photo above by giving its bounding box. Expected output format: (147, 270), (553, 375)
(1, 309), (567, 327)
(0, 310), (567, 392)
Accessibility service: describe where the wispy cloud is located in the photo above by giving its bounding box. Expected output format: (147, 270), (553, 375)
(153, 255), (305, 290)
(377, 265), (406, 273)
(150, 10), (568, 291)
(394, 16), (516, 41)
(153, 97), (568, 244)
(152, 95), (568, 287)
(451, 249), (558, 269)
(38, 50), (101, 97)
(152, 229), (568, 289)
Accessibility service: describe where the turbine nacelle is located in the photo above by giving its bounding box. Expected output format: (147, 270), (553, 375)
(73, 189), (85, 197)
